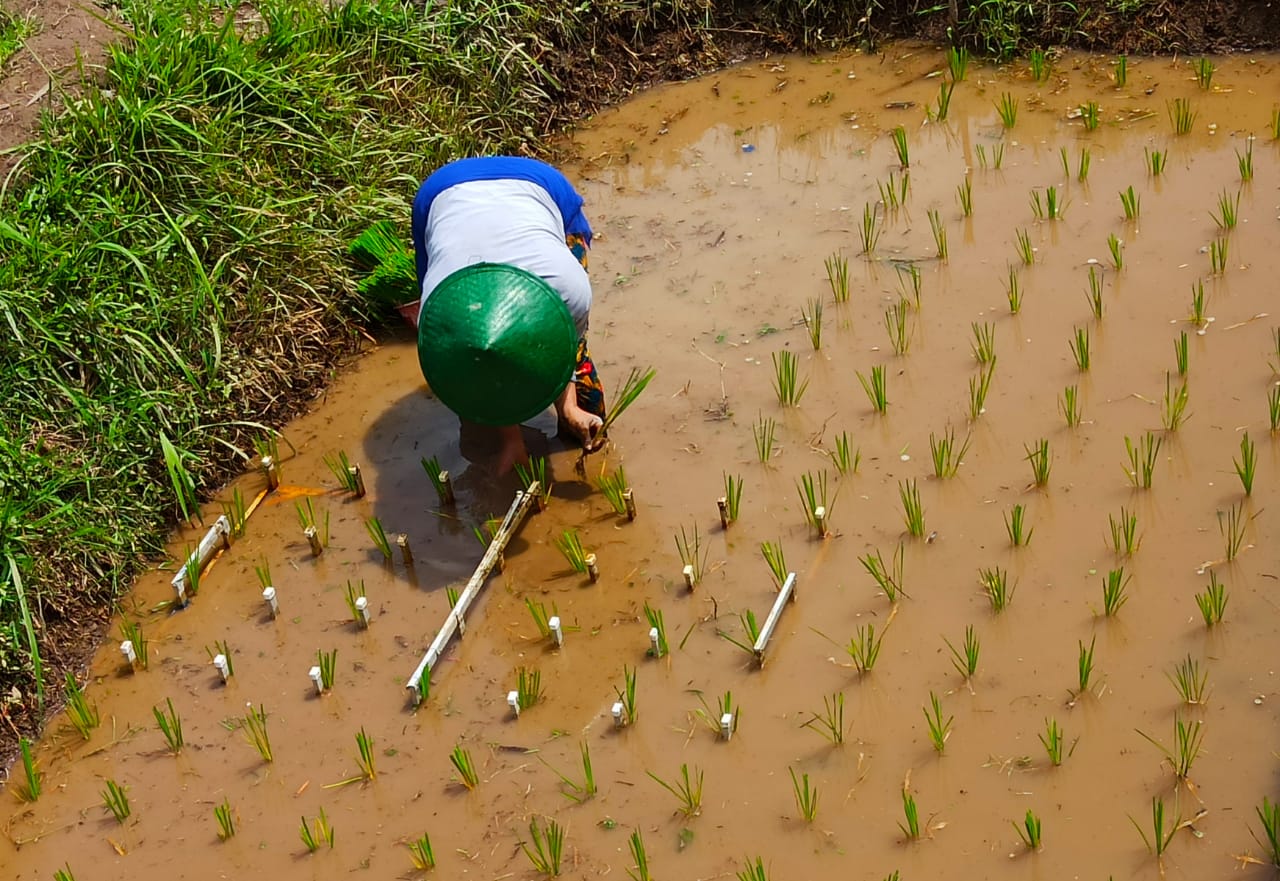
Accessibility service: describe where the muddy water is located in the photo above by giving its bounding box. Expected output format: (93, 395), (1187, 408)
(6, 46), (1280, 881)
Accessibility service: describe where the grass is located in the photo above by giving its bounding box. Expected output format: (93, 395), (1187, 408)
(648, 763), (704, 817)
(981, 566), (1015, 612)
(1004, 504), (1033, 547)
(860, 202), (882, 254)
(929, 427), (970, 478)
(1220, 502), (1247, 560)
(899, 479), (925, 538)
(1196, 572), (1228, 625)
(215, 799), (235, 841)
(300, 807), (335, 852)
(1109, 507), (1141, 556)
(944, 625), (980, 680)
(858, 366), (889, 413)
(900, 788), (921, 840)
(771, 351), (809, 406)
(1212, 190), (1240, 230)
(885, 299), (912, 354)
(846, 623), (884, 674)
(996, 92), (1018, 128)
(861, 545), (905, 602)
(595, 466), (629, 516)
(554, 530), (590, 574)
(450, 745), (479, 789)
(1100, 567), (1131, 616)
(1014, 810), (1043, 850)
(0, 9), (36, 67)
(1169, 655), (1209, 705)
(1162, 374), (1190, 430)
(891, 125), (909, 168)
(1080, 101), (1100, 130)
(154, 697), (184, 754)
(243, 704), (273, 763)
(1125, 433), (1163, 488)
(1169, 97), (1198, 134)
(971, 322), (996, 364)
(63, 672), (100, 739)
(1024, 439), (1051, 486)
(1234, 432), (1256, 495)
(802, 298), (823, 350)
(521, 816), (565, 877)
(1132, 796), (1178, 858)
(790, 768), (819, 822)
(1069, 327), (1090, 371)
(1077, 636), (1097, 695)
(409, 833), (435, 871)
(600, 367), (657, 434)
(804, 693), (845, 745)
(628, 830), (652, 881)
(753, 415), (778, 463)
(615, 665), (638, 726)
(825, 252), (850, 302)
(1114, 54), (1128, 86)
(830, 430), (860, 474)
(675, 524), (707, 586)
(924, 691), (953, 753)
(927, 209), (948, 261)
(102, 779), (131, 824)
(1060, 384), (1082, 427)
(1040, 718), (1065, 766)
(761, 540), (788, 588)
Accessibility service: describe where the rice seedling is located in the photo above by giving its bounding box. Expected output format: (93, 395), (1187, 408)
(1174, 331), (1189, 375)
(323, 450), (360, 493)
(63, 672), (100, 739)
(772, 351), (809, 406)
(1086, 265), (1104, 319)
(355, 727), (377, 780)
(1192, 55), (1215, 89)
(1169, 97), (1197, 134)
(900, 480), (925, 538)
(1014, 810), (1043, 850)
(804, 693), (845, 745)
(846, 623), (884, 674)
(1146, 146), (1167, 175)
(935, 78), (956, 121)
(1109, 507), (1141, 556)
(221, 486), (248, 539)
(446, 586), (461, 608)
(858, 365), (889, 413)
(1004, 504), (1033, 547)
(860, 202), (882, 254)
(546, 741), (597, 804)
(802, 298), (824, 350)
(300, 807), (335, 852)
(628, 830), (652, 881)
(1077, 101), (1099, 131)
(317, 649), (337, 691)
(900, 788), (921, 840)
(1077, 636), (1097, 695)
(54, 867), (75, 881)
(295, 497), (330, 549)
(719, 610), (762, 658)
(361, 516), (393, 563)
(1030, 186), (1065, 220)
(970, 359), (996, 420)
(1108, 233), (1124, 270)
(790, 768), (820, 822)
(1100, 567), (1131, 616)
(601, 367), (657, 434)
(1196, 572), (1228, 626)
(957, 177), (973, 216)
(254, 560), (272, 591)
(1168, 655), (1209, 705)
(929, 426), (971, 478)
(1028, 47), (1048, 82)
(1138, 713), (1205, 780)
(1162, 374), (1191, 431)
(996, 92), (1018, 128)
(555, 530), (591, 574)
(17, 738), (39, 801)
(1124, 432), (1163, 488)
(1273, 106), (1280, 140)
(1234, 432), (1256, 495)
(1220, 502), (1247, 561)
(615, 665), (639, 726)
(891, 125), (910, 168)
(1212, 189), (1240, 230)
(825, 252), (850, 302)
(243, 704), (272, 762)
(675, 524), (707, 585)
(409, 833), (435, 870)
(944, 625), (980, 680)
(879, 173), (911, 212)
(1254, 798), (1280, 867)
(420, 455), (455, 506)
(1004, 265), (1023, 313)
(1210, 236), (1229, 275)
(595, 466), (628, 515)
(971, 322), (996, 364)
(514, 456), (552, 506)
(521, 816), (566, 876)
(977, 144), (988, 168)
(738, 857), (770, 881)
(214, 799), (235, 841)
(1132, 796), (1178, 858)
(761, 541), (788, 588)
(154, 697), (184, 754)
(1077, 146), (1092, 182)
(525, 597), (556, 641)
(830, 431), (860, 474)
(102, 780), (130, 824)
(119, 619), (149, 670)
(860, 544), (906, 602)
(1070, 326), (1091, 371)
(1237, 137), (1254, 182)
(648, 763), (704, 817)
(1025, 439), (1051, 486)
(416, 664), (432, 707)
(752, 414), (778, 463)
(1060, 384), (1082, 427)
(692, 690), (739, 737)
(1015, 227), (1034, 265)
(980, 566), (1015, 612)
(924, 691), (954, 754)
(927, 209), (948, 261)
(719, 472), (743, 527)
(796, 470), (834, 536)
(1040, 718), (1065, 766)
(1119, 185), (1140, 220)
(947, 45), (969, 81)
(450, 745), (480, 789)
(1114, 54), (1128, 86)
(884, 299), (913, 355)
(993, 142), (1005, 169)
(516, 667), (544, 710)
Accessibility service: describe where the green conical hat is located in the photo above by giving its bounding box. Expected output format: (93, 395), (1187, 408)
(417, 263), (577, 426)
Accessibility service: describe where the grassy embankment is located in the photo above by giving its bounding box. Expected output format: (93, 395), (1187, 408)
(0, 6), (38, 66)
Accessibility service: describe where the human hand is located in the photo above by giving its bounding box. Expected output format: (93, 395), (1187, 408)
(564, 409), (604, 452)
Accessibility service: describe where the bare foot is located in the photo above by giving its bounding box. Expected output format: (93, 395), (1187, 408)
(493, 425), (530, 476)
(396, 301), (420, 328)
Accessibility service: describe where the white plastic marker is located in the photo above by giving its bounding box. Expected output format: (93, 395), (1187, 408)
(682, 564), (696, 590)
(752, 572), (797, 665)
(586, 554), (600, 583)
(355, 596), (371, 627)
(507, 691), (521, 718)
(262, 587), (279, 618)
(548, 616), (564, 647)
(720, 712), (735, 741)
(213, 654), (231, 683)
(120, 640), (137, 669)
(309, 665), (324, 696)
(649, 626), (661, 656)
(611, 701), (626, 728)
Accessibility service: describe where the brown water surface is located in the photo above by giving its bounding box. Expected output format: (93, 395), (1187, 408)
(5, 45), (1280, 881)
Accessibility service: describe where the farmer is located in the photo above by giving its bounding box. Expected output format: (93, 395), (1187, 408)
(408, 157), (606, 475)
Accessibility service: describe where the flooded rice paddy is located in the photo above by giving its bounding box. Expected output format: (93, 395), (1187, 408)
(4, 45), (1280, 881)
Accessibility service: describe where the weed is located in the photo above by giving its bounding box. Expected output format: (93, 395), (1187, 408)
(516, 667), (544, 710)
(1212, 189), (1240, 230)
(1040, 718), (1065, 766)
(981, 566), (1015, 612)
(957, 177), (973, 216)
(1234, 432), (1256, 495)
(615, 665), (639, 726)
(804, 693), (845, 745)
(830, 431), (860, 474)
(554, 530), (589, 574)
(929, 427), (971, 478)
(1124, 433), (1163, 488)
(944, 625), (980, 680)
(648, 764), (704, 817)
(1015, 228), (1034, 265)
(243, 704), (272, 762)
(154, 697), (184, 754)
(860, 545), (906, 602)
(790, 767), (819, 822)
(1070, 326), (1091, 371)
(772, 351), (809, 406)
(885, 299), (913, 354)
(1014, 810), (1043, 850)
(899, 479), (925, 538)
(1060, 384), (1082, 428)
(1219, 502), (1247, 560)
(450, 745), (479, 789)
(521, 816), (565, 877)
(1077, 636), (1097, 694)
(1108, 233), (1124, 270)
(595, 466), (629, 516)
(970, 360), (996, 420)
(1146, 146), (1167, 175)
(971, 321), (996, 364)
(215, 799), (235, 841)
(761, 541), (788, 588)
(1114, 54), (1128, 87)
(675, 524), (707, 585)
(1109, 507), (1141, 556)
(63, 672), (100, 739)
(1169, 97), (1197, 134)
(1132, 796), (1178, 858)
(1081, 101), (1100, 130)
(362, 516), (393, 562)
(1169, 655), (1209, 705)
(752, 414), (778, 463)
(102, 779), (130, 824)
(858, 365), (889, 413)
(846, 623), (884, 674)
(409, 832), (435, 870)
(1025, 438), (1051, 486)
(860, 202), (882, 254)
(1175, 330), (1189, 375)
(996, 92), (1018, 128)
(1100, 568), (1131, 616)
(802, 298), (824, 350)
(891, 125), (910, 168)
(825, 252), (850, 302)
(1196, 572), (1228, 625)
(1004, 504), (1033, 547)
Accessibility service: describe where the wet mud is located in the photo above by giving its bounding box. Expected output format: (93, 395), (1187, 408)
(5, 45), (1280, 881)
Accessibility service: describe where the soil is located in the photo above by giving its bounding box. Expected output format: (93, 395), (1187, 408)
(3, 44), (1280, 880)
